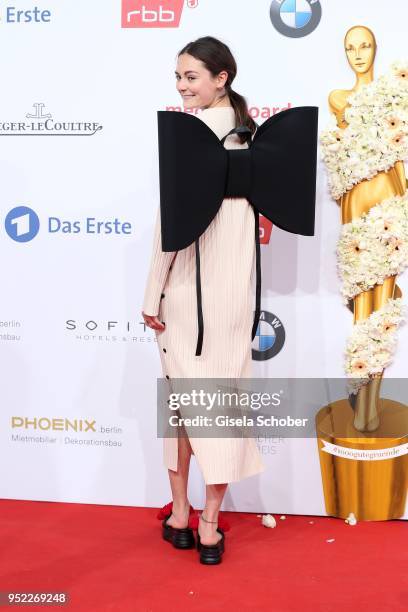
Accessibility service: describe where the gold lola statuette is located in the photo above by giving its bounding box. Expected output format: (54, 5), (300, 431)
(315, 26), (408, 520)
(330, 26), (406, 432)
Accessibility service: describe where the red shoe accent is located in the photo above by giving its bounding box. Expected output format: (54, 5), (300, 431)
(156, 501), (195, 520)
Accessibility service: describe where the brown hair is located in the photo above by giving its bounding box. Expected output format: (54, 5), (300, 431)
(178, 36), (256, 143)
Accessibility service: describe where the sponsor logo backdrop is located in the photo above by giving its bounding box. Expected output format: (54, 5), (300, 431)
(1, 0), (407, 517)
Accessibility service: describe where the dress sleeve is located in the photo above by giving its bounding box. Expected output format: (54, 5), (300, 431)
(142, 207), (176, 316)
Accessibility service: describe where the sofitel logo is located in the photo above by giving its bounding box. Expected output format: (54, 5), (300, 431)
(122, 0), (198, 28)
(65, 319), (158, 343)
(0, 103), (103, 136)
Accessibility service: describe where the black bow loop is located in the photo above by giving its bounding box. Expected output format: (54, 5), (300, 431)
(220, 125), (252, 146)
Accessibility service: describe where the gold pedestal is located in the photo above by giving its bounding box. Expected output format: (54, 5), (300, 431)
(316, 399), (408, 520)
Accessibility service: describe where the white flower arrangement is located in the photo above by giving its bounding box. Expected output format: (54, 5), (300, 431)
(321, 61), (408, 200)
(320, 62), (408, 389)
(337, 193), (408, 301)
(345, 298), (405, 394)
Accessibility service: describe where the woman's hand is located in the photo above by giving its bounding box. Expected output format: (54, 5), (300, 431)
(142, 311), (165, 332)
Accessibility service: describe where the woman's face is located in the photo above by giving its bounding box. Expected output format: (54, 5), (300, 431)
(175, 53), (228, 109)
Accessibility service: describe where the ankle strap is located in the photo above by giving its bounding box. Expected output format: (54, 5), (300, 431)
(200, 513), (218, 524)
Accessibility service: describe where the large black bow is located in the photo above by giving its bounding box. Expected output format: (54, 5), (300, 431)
(157, 106), (318, 356)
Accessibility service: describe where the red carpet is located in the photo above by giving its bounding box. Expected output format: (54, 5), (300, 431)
(0, 500), (407, 611)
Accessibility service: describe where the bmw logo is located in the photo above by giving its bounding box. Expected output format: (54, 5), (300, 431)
(270, 0), (322, 38)
(5, 206), (40, 242)
(252, 310), (285, 361)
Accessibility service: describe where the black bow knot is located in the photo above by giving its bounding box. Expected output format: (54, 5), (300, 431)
(225, 148), (252, 198)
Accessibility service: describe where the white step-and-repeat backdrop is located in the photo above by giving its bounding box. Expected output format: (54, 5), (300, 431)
(1, 0), (407, 518)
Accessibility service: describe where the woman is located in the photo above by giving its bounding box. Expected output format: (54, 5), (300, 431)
(142, 36), (265, 564)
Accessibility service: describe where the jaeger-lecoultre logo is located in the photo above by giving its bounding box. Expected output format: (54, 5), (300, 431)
(0, 103), (103, 136)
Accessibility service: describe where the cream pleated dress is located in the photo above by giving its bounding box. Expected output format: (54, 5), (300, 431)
(142, 106), (265, 484)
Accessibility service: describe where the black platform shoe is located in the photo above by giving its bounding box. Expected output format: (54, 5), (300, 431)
(162, 513), (196, 549)
(196, 527), (225, 564)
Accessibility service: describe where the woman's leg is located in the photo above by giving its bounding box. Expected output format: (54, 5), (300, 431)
(198, 483), (228, 545)
(166, 432), (193, 529)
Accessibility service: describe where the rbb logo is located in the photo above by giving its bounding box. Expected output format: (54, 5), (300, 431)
(122, 0), (185, 28)
(260, 216), (273, 245)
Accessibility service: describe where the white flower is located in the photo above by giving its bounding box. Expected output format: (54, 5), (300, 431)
(261, 514), (276, 528)
(345, 513), (357, 525)
(391, 60), (408, 82)
(327, 142), (341, 152)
